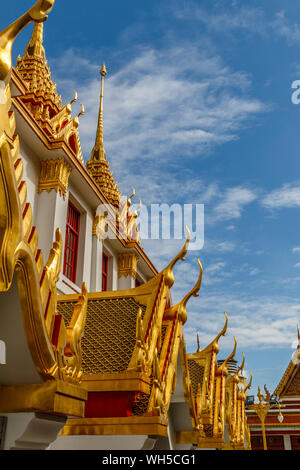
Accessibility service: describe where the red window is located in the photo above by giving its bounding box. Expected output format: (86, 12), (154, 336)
(63, 202), (80, 283)
(102, 252), (108, 291)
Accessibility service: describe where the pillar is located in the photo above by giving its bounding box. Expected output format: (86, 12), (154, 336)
(35, 158), (71, 262)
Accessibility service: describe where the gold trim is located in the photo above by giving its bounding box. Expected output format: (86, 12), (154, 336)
(61, 416), (168, 437)
(0, 9), (88, 391)
(0, 380), (87, 416)
(82, 372), (150, 393)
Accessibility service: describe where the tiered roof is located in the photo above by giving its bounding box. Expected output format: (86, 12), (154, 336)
(16, 22), (84, 163)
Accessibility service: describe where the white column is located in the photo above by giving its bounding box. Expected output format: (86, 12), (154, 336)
(90, 236), (103, 292)
(118, 274), (135, 290)
(283, 434), (292, 450)
(35, 189), (68, 263)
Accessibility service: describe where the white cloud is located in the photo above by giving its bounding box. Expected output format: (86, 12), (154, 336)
(51, 44), (266, 207)
(262, 183), (300, 209)
(174, 4), (300, 46)
(216, 241), (236, 252)
(292, 247), (300, 253)
(210, 186), (257, 222)
(183, 290), (300, 353)
(295, 263), (300, 268)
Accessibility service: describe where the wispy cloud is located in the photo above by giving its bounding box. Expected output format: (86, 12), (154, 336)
(210, 186), (257, 222)
(183, 290), (300, 352)
(261, 183), (300, 209)
(51, 44), (266, 207)
(174, 4), (300, 46)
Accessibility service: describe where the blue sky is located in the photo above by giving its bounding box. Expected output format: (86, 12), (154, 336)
(4, 0), (300, 396)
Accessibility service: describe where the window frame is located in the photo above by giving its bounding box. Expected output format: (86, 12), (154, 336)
(102, 252), (109, 292)
(63, 201), (81, 284)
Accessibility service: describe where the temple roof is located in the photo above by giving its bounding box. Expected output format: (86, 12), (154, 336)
(274, 328), (300, 397)
(58, 295), (147, 375)
(15, 21), (84, 163)
(16, 22), (62, 111)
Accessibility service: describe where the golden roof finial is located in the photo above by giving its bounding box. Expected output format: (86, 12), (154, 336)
(16, 14), (62, 109)
(0, 0), (55, 83)
(91, 63), (107, 162)
(217, 336), (237, 374)
(163, 225), (191, 288)
(243, 372), (252, 394)
(236, 352), (245, 377)
(86, 64), (121, 207)
(24, 21), (45, 60)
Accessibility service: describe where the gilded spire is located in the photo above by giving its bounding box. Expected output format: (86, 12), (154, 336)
(23, 21), (45, 61)
(92, 64), (107, 161)
(86, 65), (121, 207)
(15, 21), (85, 163)
(16, 21), (61, 108)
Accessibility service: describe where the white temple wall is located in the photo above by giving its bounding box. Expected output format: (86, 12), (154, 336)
(19, 142), (40, 221)
(0, 276), (42, 386)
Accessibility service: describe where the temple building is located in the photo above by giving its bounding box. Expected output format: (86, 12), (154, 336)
(0, 1), (252, 450)
(247, 330), (300, 450)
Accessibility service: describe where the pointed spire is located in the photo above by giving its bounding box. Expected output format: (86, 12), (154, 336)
(92, 64), (107, 162)
(23, 21), (45, 61)
(16, 21), (61, 109)
(86, 64), (121, 207)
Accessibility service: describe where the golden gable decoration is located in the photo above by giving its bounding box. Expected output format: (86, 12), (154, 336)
(38, 157), (72, 199)
(118, 253), (139, 279)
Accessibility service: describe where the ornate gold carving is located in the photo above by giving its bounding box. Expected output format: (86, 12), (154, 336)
(224, 352), (251, 449)
(118, 188), (141, 244)
(15, 19), (84, 163)
(92, 213), (107, 241)
(38, 158), (72, 199)
(118, 253), (139, 279)
(53, 283), (88, 383)
(216, 336), (237, 376)
(0, 6), (87, 397)
(163, 225), (191, 288)
(164, 258), (203, 324)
